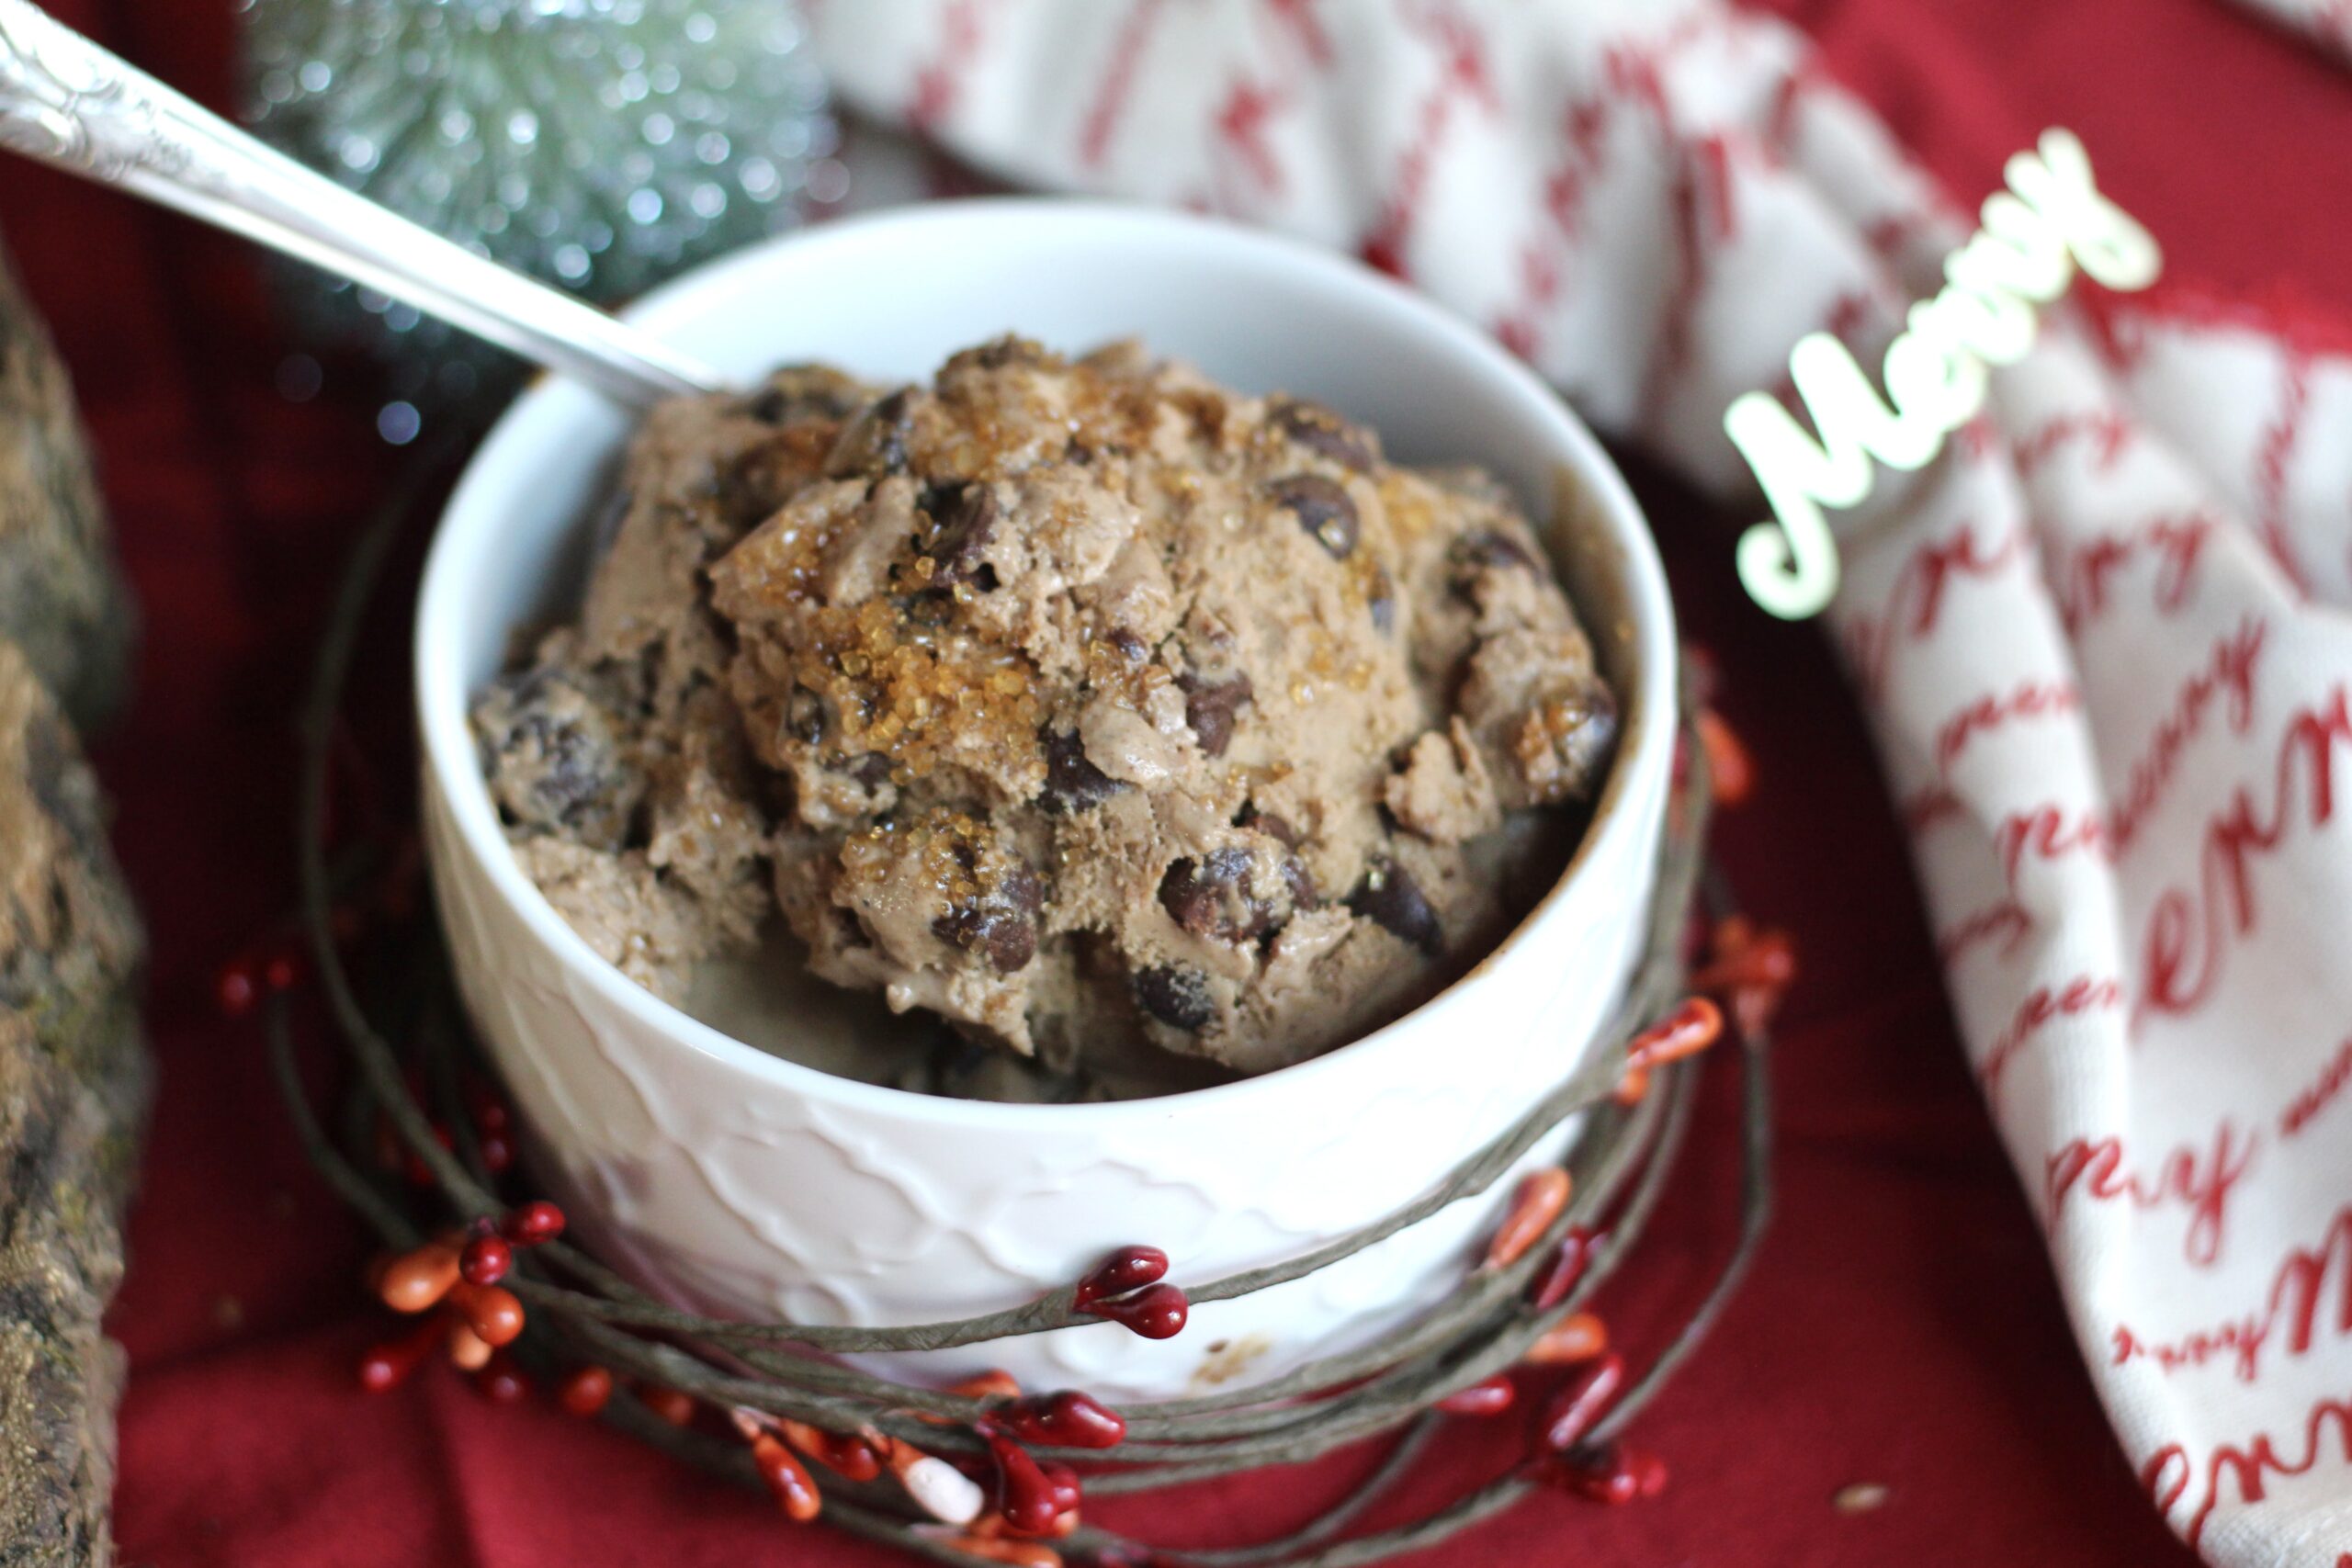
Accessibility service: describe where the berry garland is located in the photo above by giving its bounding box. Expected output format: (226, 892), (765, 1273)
(257, 453), (1785, 1568)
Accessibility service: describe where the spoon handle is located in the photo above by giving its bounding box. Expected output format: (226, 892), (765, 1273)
(0, 0), (732, 407)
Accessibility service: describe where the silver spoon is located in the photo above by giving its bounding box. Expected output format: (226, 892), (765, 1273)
(0, 0), (734, 407)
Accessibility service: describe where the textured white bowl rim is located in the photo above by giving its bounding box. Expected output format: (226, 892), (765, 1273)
(415, 197), (1676, 1134)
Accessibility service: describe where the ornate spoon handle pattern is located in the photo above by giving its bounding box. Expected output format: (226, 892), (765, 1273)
(0, 0), (730, 407)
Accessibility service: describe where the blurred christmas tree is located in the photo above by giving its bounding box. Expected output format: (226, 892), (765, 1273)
(239, 0), (840, 429)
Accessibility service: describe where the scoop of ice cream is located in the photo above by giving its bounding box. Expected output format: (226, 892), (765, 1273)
(476, 339), (1616, 1079)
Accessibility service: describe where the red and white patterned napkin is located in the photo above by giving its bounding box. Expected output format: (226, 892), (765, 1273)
(804, 2), (2352, 1557)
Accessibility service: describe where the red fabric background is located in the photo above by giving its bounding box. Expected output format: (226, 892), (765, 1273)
(6, 1), (2347, 1563)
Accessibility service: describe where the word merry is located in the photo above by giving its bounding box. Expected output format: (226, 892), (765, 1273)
(1977, 971), (2122, 1100)
(2112, 1315), (2270, 1384)
(2144, 1393), (2352, 1549)
(1842, 519), (2027, 705)
(1991, 616), (2268, 886)
(2052, 511), (2214, 633)
(2283, 1036), (2352, 1139)
(2143, 685), (2352, 1018)
(2112, 1203), (2351, 1385)
(1933, 677), (2080, 779)
(2044, 1119), (2256, 1268)
(1727, 128), (2161, 619)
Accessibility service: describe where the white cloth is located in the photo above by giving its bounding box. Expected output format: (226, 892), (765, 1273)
(804, 3), (2352, 1558)
(2232, 0), (2352, 62)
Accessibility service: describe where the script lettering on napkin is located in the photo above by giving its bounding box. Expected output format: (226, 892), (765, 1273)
(2111, 1203), (2352, 1383)
(2044, 1117), (2256, 1268)
(1727, 129), (2162, 620)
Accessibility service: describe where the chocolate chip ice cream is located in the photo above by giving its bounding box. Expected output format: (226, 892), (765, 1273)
(474, 338), (1615, 1083)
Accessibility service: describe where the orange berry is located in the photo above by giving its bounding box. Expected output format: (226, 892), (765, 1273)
(447, 1320), (493, 1371)
(1527, 1312), (1610, 1366)
(1485, 1168), (1571, 1270)
(378, 1242), (460, 1314)
(448, 1281), (525, 1348)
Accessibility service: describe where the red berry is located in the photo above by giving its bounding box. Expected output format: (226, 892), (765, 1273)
(1001, 1390), (1125, 1450)
(1437, 1375), (1516, 1417)
(639, 1385), (695, 1427)
(985, 1433), (1062, 1536)
(215, 961), (259, 1018)
(1566, 1453), (1640, 1505)
(357, 1314), (446, 1392)
(465, 1078), (513, 1134)
(401, 1126), (456, 1188)
(474, 1353), (529, 1404)
(558, 1365), (614, 1417)
(1078, 1280), (1188, 1339)
(1041, 1461), (1081, 1520)
(1072, 1246), (1168, 1309)
(459, 1234), (512, 1287)
(1539, 1351), (1626, 1452)
(502, 1201), (566, 1247)
(261, 948), (302, 991)
(1696, 708), (1755, 805)
(1528, 1227), (1599, 1311)
(477, 1131), (514, 1175)
(1552, 1442), (1668, 1505)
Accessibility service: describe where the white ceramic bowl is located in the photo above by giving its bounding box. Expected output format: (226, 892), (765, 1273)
(416, 201), (1675, 1402)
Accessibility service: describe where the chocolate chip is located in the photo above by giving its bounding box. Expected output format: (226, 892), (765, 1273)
(933, 859), (1043, 973)
(923, 481), (1000, 590)
(531, 725), (613, 824)
(846, 752), (893, 787)
(1454, 528), (1538, 572)
(750, 371), (864, 424)
(1179, 671), (1254, 758)
(1271, 399), (1376, 471)
(476, 666), (640, 848)
(1134, 964), (1216, 1031)
(1108, 628), (1149, 664)
(1039, 726), (1125, 813)
(1157, 851), (1288, 940)
(825, 387), (915, 477)
(1281, 855), (1318, 911)
(1238, 806), (1301, 847)
(972, 336), (1048, 370)
(1271, 474), (1359, 559)
(1349, 858), (1442, 955)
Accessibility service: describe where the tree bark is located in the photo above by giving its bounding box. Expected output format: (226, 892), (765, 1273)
(0, 225), (145, 1568)
(0, 634), (146, 1567)
(0, 233), (132, 731)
